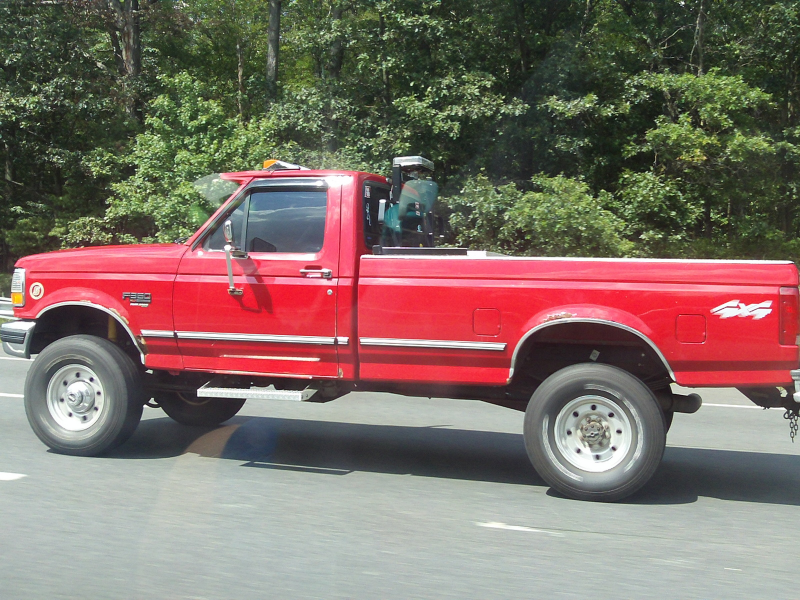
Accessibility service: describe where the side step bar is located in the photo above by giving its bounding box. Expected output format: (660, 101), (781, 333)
(197, 382), (318, 402)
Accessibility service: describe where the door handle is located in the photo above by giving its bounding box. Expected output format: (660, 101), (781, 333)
(300, 268), (332, 279)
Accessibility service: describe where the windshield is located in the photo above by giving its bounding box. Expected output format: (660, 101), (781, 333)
(190, 173), (242, 224)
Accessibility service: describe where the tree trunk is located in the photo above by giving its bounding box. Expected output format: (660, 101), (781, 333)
(327, 5), (344, 80)
(691, 0), (705, 76)
(266, 0), (281, 101)
(237, 37), (245, 118)
(379, 12), (391, 107)
(230, 0), (245, 119)
(514, 0), (529, 74)
(580, 0), (597, 37)
(108, 28), (125, 75)
(614, 0), (635, 18)
(106, 0), (143, 120)
(703, 197), (712, 239)
(3, 138), (14, 272)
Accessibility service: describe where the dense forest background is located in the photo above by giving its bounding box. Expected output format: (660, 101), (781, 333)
(1, 0), (800, 276)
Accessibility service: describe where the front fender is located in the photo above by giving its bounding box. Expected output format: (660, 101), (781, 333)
(33, 289), (144, 363)
(35, 287), (134, 330)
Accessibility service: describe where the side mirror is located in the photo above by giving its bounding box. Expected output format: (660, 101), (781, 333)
(377, 198), (386, 224)
(223, 219), (235, 245)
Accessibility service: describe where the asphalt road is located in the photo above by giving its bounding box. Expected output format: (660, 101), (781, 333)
(2, 346), (800, 599)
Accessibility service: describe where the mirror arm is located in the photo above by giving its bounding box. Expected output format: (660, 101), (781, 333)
(223, 244), (244, 296)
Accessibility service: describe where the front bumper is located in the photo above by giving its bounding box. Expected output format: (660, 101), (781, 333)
(0, 320), (35, 358)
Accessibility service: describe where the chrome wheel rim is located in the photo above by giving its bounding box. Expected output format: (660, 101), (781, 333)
(554, 395), (632, 473)
(46, 364), (105, 432)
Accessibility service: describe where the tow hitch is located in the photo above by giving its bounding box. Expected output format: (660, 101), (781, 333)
(740, 376), (800, 442)
(784, 408), (799, 442)
(786, 370), (800, 442)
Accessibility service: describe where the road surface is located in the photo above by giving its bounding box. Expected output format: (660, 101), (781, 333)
(1, 346), (799, 599)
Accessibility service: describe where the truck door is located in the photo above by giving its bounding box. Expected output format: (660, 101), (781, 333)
(173, 178), (341, 378)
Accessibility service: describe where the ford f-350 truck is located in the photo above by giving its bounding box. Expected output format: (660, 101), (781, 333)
(3, 157), (800, 501)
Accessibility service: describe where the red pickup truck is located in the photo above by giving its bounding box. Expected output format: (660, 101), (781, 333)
(3, 157), (800, 501)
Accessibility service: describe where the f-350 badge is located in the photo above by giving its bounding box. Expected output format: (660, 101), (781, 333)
(122, 292), (152, 307)
(710, 300), (772, 320)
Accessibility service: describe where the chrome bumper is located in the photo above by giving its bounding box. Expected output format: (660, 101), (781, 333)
(792, 369), (800, 404)
(0, 320), (35, 358)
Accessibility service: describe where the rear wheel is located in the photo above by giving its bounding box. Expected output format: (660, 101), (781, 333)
(663, 410), (674, 433)
(524, 363), (666, 502)
(24, 335), (144, 456)
(156, 392), (245, 427)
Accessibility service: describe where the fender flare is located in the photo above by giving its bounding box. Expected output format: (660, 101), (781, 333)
(36, 300), (145, 364)
(508, 310), (675, 383)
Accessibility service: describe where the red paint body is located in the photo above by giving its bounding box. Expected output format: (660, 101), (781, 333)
(13, 169), (800, 389)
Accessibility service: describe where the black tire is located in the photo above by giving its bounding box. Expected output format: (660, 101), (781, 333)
(663, 410), (674, 434)
(524, 363), (666, 502)
(156, 392), (245, 427)
(24, 335), (144, 456)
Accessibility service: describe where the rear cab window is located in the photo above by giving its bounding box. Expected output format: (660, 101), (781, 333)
(363, 179), (436, 249)
(363, 181), (390, 250)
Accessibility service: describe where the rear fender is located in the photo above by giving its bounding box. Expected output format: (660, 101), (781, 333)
(509, 304), (674, 382)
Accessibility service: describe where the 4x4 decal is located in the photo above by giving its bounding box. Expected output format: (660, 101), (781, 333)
(710, 300), (772, 320)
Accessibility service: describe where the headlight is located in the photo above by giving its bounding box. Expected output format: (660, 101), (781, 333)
(10, 268), (25, 307)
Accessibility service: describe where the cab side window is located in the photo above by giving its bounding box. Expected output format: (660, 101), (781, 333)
(204, 200), (246, 250)
(203, 188), (327, 253)
(245, 189), (327, 253)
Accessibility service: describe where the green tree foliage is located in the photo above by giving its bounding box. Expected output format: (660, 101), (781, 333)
(0, 0), (129, 267)
(618, 70), (783, 255)
(2, 0), (800, 264)
(441, 174), (633, 257)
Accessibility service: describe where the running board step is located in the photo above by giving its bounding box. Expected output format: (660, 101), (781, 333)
(197, 383), (318, 402)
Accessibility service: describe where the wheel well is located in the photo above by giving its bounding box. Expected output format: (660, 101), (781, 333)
(29, 305), (142, 364)
(508, 321), (673, 402)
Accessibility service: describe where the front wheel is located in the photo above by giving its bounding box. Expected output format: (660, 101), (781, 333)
(156, 392), (245, 427)
(524, 364), (666, 502)
(24, 335), (144, 456)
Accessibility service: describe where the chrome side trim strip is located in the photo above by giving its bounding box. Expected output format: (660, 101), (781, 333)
(140, 329), (176, 339)
(359, 337), (506, 351)
(508, 318), (676, 382)
(361, 254), (794, 266)
(336, 337), (349, 346)
(176, 331), (336, 345)
(219, 354), (321, 362)
(37, 301), (145, 364)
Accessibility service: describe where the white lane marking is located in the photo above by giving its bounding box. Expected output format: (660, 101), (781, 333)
(477, 522), (564, 537)
(0, 394), (767, 408)
(0, 472), (26, 481)
(0, 356), (31, 362)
